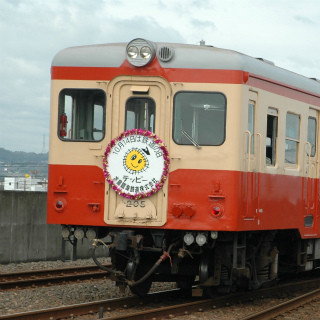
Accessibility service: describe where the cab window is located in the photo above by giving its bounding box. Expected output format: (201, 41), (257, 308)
(173, 92), (226, 146)
(58, 89), (106, 141)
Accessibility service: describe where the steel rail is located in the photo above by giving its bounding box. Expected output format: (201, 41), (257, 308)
(0, 289), (181, 320)
(0, 265), (110, 290)
(99, 295), (241, 320)
(239, 287), (320, 320)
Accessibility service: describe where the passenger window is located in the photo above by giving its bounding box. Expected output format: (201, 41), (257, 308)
(285, 113), (300, 164)
(266, 108), (278, 165)
(307, 117), (317, 157)
(248, 101), (255, 154)
(173, 92), (226, 146)
(58, 89), (106, 141)
(125, 98), (155, 132)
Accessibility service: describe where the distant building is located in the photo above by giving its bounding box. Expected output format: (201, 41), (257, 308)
(3, 176), (47, 192)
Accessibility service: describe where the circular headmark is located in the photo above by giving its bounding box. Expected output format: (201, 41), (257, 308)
(103, 129), (170, 199)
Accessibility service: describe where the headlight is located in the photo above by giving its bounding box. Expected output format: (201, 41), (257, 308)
(126, 38), (155, 67)
(127, 46), (139, 59)
(140, 46), (152, 59)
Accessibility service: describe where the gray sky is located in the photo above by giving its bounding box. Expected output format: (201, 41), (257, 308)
(1, 0), (320, 153)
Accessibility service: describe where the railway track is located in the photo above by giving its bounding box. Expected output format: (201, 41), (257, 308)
(0, 265), (109, 290)
(0, 289), (182, 320)
(239, 287), (320, 320)
(2, 277), (320, 320)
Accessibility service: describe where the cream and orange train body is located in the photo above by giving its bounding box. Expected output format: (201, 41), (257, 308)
(48, 38), (320, 295)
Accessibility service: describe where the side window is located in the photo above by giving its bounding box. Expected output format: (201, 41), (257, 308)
(58, 89), (106, 141)
(125, 98), (155, 132)
(285, 113), (300, 164)
(307, 117), (317, 157)
(266, 108), (278, 165)
(248, 101), (255, 154)
(173, 91), (226, 146)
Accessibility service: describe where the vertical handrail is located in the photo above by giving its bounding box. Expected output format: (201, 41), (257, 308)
(243, 130), (252, 172)
(256, 133), (262, 173)
(303, 142), (312, 178)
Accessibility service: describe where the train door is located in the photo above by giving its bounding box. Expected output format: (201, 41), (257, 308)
(104, 76), (171, 227)
(303, 108), (319, 236)
(243, 91), (261, 223)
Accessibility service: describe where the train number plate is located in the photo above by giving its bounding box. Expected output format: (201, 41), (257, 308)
(115, 199), (156, 220)
(124, 199), (146, 208)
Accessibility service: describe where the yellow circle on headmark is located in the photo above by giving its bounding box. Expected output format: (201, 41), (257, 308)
(125, 149), (146, 172)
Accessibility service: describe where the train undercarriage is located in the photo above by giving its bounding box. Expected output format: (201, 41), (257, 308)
(65, 226), (320, 297)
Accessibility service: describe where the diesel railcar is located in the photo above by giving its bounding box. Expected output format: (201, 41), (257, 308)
(48, 38), (320, 296)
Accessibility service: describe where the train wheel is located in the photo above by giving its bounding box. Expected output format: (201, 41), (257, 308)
(127, 261), (153, 297)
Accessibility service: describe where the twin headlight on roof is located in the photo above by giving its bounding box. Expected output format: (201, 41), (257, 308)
(126, 38), (174, 67)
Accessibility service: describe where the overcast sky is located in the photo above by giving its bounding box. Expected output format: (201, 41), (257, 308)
(1, 0), (320, 153)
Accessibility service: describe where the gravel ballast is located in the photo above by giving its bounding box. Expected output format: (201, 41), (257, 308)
(1, 259), (320, 319)
(0, 258), (172, 316)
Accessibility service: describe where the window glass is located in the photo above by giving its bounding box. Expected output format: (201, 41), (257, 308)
(125, 98), (155, 132)
(285, 113), (300, 164)
(307, 117), (316, 157)
(93, 104), (104, 140)
(173, 92), (226, 146)
(58, 89), (106, 141)
(286, 113), (300, 140)
(266, 108), (278, 165)
(248, 101), (255, 154)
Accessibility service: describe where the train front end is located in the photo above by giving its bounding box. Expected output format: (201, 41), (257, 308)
(47, 38), (251, 295)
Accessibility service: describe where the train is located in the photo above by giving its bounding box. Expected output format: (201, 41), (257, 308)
(47, 38), (320, 296)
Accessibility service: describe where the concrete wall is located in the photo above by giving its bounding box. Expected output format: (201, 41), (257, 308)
(0, 191), (98, 264)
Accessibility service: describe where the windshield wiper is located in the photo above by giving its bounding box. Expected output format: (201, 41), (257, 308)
(180, 129), (201, 149)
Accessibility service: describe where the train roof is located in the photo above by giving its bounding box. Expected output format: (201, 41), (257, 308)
(52, 40), (320, 96)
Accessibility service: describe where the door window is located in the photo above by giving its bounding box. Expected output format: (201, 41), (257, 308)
(248, 101), (255, 154)
(125, 98), (155, 132)
(307, 117), (317, 157)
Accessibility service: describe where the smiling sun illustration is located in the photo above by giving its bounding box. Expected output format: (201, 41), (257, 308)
(124, 149), (149, 174)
